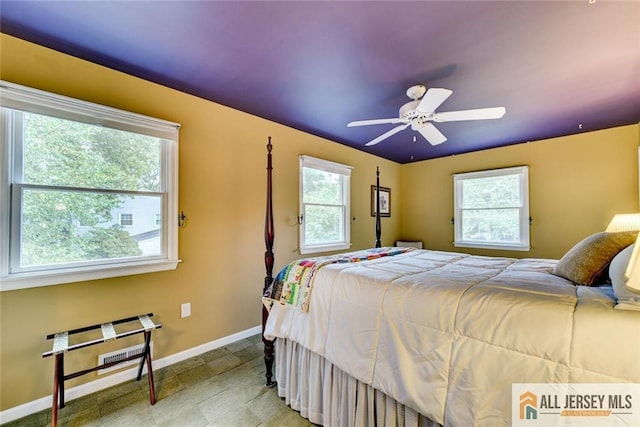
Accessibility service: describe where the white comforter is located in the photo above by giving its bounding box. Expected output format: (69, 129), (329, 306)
(264, 250), (640, 426)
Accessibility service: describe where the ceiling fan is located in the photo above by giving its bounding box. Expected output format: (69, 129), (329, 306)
(347, 85), (506, 146)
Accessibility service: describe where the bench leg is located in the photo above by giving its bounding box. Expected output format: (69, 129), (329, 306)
(146, 348), (156, 405)
(51, 353), (64, 427)
(136, 331), (156, 405)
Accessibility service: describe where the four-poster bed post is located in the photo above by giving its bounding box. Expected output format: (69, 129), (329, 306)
(262, 136), (276, 388)
(375, 166), (382, 248)
(262, 139), (383, 387)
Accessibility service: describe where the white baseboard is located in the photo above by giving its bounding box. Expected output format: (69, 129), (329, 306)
(0, 325), (262, 424)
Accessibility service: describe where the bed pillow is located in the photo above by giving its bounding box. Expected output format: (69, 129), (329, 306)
(552, 231), (637, 286)
(609, 244), (640, 311)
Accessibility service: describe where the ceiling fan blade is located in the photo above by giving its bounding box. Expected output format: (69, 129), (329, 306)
(364, 123), (411, 146)
(348, 118), (403, 127)
(434, 107), (506, 122)
(418, 122), (447, 145)
(416, 88), (453, 113)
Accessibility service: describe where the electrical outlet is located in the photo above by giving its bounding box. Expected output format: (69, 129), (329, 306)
(181, 302), (191, 318)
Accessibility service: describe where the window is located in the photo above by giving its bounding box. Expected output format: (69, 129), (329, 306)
(0, 81), (180, 290)
(453, 166), (530, 251)
(299, 155), (352, 254)
(120, 214), (134, 227)
(154, 214), (162, 226)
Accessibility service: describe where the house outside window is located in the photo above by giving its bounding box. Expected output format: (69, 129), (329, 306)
(0, 81), (180, 290)
(453, 166), (530, 251)
(299, 155), (352, 254)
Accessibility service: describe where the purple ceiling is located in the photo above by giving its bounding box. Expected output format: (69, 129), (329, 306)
(1, 1), (638, 164)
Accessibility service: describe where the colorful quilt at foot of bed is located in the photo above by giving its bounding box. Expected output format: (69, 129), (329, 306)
(263, 246), (415, 312)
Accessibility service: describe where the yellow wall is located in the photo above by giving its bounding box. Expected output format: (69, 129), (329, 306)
(401, 125), (640, 259)
(0, 34), (402, 411)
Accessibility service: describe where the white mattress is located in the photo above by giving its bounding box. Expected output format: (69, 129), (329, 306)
(264, 249), (640, 425)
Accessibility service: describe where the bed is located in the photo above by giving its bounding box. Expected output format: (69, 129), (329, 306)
(259, 138), (640, 426)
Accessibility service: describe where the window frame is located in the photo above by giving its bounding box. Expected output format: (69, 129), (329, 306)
(299, 155), (352, 255)
(453, 166), (530, 251)
(0, 80), (180, 291)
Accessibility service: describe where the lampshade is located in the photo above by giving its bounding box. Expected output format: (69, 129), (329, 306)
(605, 213), (640, 232)
(609, 213), (640, 292)
(624, 234), (640, 293)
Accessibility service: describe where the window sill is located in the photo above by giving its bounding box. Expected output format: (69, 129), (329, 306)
(0, 259), (181, 291)
(300, 242), (351, 255)
(454, 241), (530, 252)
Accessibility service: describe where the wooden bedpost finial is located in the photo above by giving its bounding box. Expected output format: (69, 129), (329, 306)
(267, 136), (272, 153)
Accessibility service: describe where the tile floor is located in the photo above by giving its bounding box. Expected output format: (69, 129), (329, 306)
(3, 335), (312, 427)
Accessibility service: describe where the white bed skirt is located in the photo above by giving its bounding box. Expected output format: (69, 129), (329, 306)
(275, 338), (441, 427)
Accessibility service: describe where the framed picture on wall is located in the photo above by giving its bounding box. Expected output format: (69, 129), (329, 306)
(371, 185), (391, 217)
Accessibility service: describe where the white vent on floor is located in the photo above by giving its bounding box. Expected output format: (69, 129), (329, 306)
(98, 342), (153, 375)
